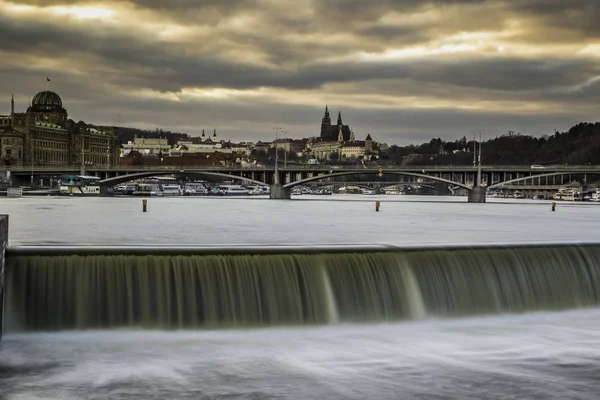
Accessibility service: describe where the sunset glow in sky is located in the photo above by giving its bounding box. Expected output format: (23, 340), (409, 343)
(1, 0), (599, 143)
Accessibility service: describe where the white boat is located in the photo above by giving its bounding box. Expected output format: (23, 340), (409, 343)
(591, 190), (600, 202)
(361, 189), (376, 195)
(553, 188), (579, 201)
(219, 185), (250, 196)
(183, 183), (208, 196)
(513, 191), (525, 199)
(59, 175), (101, 196)
(116, 184), (136, 195)
(161, 184), (182, 196)
(249, 186), (269, 196)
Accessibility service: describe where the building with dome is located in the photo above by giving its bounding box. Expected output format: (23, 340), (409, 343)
(1, 90), (119, 168)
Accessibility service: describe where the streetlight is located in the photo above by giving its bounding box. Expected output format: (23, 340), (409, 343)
(470, 129), (484, 186)
(273, 127), (282, 184)
(282, 130), (288, 168)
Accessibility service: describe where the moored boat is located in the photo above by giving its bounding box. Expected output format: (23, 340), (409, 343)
(59, 175), (101, 196)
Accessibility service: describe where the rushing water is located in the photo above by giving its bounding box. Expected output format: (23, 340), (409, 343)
(2, 195), (600, 399)
(6, 246), (600, 331)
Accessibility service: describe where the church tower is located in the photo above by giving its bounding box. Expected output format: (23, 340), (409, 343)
(337, 111), (343, 126)
(10, 94), (14, 126)
(365, 134), (373, 153)
(320, 105), (331, 138)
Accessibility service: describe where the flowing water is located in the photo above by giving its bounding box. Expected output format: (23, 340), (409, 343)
(2, 196), (600, 399)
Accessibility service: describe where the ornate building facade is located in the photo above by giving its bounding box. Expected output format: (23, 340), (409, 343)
(1, 90), (119, 167)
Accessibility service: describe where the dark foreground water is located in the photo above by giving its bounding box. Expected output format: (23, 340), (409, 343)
(1, 310), (600, 399)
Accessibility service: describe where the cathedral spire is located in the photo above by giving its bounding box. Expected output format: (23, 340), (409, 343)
(325, 105), (329, 117)
(11, 94), (14, 116)
(202, 129), (205, 137)
(337, 111), (342, 126)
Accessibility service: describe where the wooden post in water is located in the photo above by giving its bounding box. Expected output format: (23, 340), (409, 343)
(375, 201), (380, 212)
(142, 199), (148, 212)
(552, 202), (556, 212)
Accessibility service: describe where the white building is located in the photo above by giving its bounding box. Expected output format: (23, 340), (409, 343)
(121, 136), (170, 157)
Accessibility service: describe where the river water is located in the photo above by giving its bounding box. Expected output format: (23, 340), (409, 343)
(2, 195), (600, 399)
(1, 195), (597, 246)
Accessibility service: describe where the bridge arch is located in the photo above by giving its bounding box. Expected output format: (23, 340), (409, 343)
(487, 171), (586, 189)
(283, 171), (472, 190)
(100, 170), (267, 187)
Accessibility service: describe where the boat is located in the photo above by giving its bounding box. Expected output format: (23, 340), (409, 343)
(161, 184), (182, 196)
(183, 183), (208, 196)
(218, 185), (250, 196)
(313, 188), (332, 195)
(513, 191), (525, 199)
(59, 175), (101, 196)
(115, 184), (136, 195)
(132, 183), (162, 197)
(249, 186), (269, 196)
(553, 188), (579, 201)
(591, 190), (600, 202)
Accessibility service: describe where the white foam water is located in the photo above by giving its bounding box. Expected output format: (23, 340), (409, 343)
(1, 309), (600, 399)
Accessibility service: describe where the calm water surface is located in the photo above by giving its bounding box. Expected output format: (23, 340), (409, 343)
(1, 195), (598, 245)
(1, 195), (600, 399)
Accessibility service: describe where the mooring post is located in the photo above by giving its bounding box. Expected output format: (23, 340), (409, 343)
(142, 199), (148, 212)
(376, 201), (380, 212)
(552, 202), (556, 212)
(0, 214), (7, 340)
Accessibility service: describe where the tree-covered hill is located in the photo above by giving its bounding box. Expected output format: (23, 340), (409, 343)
(383, 122), (600, 166)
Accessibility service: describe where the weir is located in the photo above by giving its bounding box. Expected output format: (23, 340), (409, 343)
(4, 241), (600, 333)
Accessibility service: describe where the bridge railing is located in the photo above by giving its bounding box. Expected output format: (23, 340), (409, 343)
(1, 164), (599, 172)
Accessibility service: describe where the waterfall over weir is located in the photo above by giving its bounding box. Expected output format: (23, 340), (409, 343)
(4, 244), (600, 332)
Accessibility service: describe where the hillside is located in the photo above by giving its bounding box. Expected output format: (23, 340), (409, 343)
(384, 122), (600, 166)
(97, 126), (191, 146)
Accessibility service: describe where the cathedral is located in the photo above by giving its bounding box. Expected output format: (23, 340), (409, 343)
(320, 106), (355, 142)
(311, 106), (382, 160)
(0, 90), (119, 167)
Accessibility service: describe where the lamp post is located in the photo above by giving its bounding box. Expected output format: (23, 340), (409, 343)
(282, 130), (288, 168)
(273, 127), (281, 184)
(470, 129), (484, 187)
(30, 136), (34, 186)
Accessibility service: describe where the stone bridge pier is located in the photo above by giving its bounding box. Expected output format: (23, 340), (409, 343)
(468, 186), (486, 203)
(269, 184), (291, 199)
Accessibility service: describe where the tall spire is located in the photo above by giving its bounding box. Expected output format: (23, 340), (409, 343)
(11, 94), (14, 116)
(213, 129), (216, 137)
(202, 129), (205, 137)
(325, 105), (329, 117)
(337, 111), (342, 126)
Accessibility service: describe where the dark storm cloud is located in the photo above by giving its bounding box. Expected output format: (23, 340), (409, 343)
(1, 0), (600, 144)
(0, 12), (596, 94)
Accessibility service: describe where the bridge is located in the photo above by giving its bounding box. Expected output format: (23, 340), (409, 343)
(3, 164), (600, 202)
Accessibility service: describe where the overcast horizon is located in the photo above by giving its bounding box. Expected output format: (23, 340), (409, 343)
(1, 0), (599, 145)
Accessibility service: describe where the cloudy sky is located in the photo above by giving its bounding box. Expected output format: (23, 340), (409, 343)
(1, 0), (599, 144)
